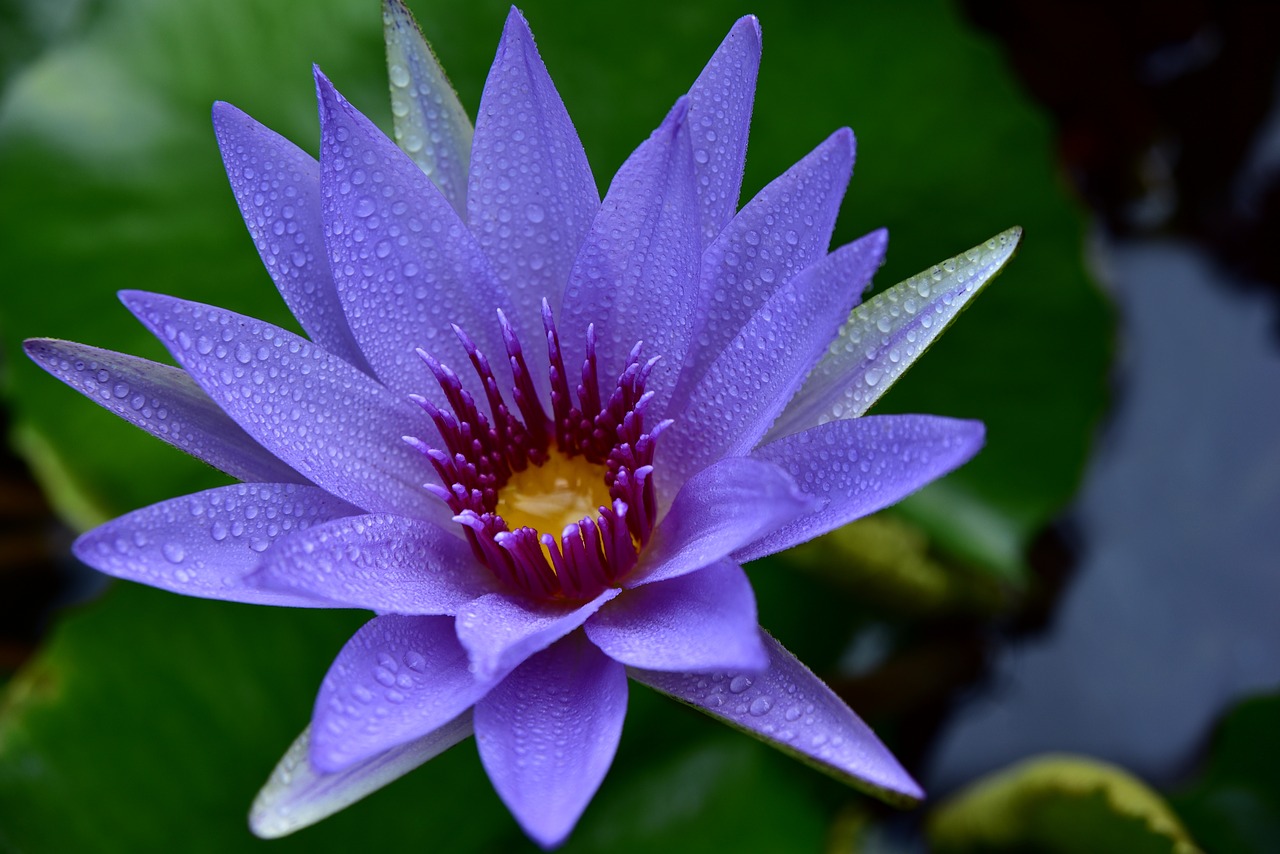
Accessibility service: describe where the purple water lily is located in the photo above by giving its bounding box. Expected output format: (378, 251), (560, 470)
(25, 1), (1017, 847)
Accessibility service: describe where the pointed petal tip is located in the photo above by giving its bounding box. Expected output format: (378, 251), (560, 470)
(851, 227), (890, 268)
(980, 226), (1023, 273)
(248, 810), (283, 840)
(992, 225), (1023, 254)
(117, 288), (151, 315)
(21, 337), (49, 359)
(312, 64), (334, 97)
(816, 127), (856, 178)
(210, 100), (234, 123)
(118, 289), (174, 326)
(312, 66), (348, 119)
(878, 773), (926, 807)
(1005, 225), (1024, 253)
(962, 417), (987, 452)
(831, 126), (855, 157)
(527, 825), (571, 851)
(209, 101), (253, 148)
(722, 14), (761, 53)
(251, 715), (475, 840)
(501, 5), (534, 41)
(69, 529), (93, 566)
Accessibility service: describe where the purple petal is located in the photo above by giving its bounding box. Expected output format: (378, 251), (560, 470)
(632, 630), (924, 806)
(383, 0), (473, 216)
(475, 633), (627, 849)
(23, 339), (304, 484)
(774, 227), (1021, 436)
(315, 70), (512, 399)
(561, 97), (701, 417)
(72, 483), (357, 606)
(736, 415), (986, 563)
(468, 8), (598, 337)
(211, 102), (369, 372)
(120, 290), (444, 521)
(627, 456), (818, 587)
(250, 513), (496, 614)
(686, 15), (761, 244)
(660, 233), (885, 491)
(311, 614), (496, 772)
(455, 588), (618, 681)
(586, 559), (766, 672)
(250, 712), (472, 838)
(675, 130), (856, 402)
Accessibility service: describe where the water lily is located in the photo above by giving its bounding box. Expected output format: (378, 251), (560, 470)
(25, 1), (1018, 847)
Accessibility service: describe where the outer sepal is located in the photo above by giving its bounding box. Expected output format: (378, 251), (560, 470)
(383, 0), (474, 215)
(773, 227), (1021, 437)
(250, 714), (473, 839)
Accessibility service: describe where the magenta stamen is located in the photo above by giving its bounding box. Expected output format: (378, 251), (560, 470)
(404, 306), (664, 602)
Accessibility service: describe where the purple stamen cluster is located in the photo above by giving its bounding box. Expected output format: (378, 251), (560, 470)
(406, 302), (664, 602)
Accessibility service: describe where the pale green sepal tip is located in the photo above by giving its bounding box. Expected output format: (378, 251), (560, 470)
(771, 226), (1022, 439)
(383, 0), (474, 216)
(249, 713), (473, 839)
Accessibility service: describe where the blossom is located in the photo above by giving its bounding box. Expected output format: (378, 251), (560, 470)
(25, 1), (1017, 847)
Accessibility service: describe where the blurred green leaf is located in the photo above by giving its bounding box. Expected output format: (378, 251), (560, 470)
(782, 514), (1007, 618)
(1169, 693), (1280, 854)
(928, 754), (1202, 854)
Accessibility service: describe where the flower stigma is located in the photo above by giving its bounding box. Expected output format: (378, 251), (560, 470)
(406, 303), (664, 603)
(495, 452), (615, 542)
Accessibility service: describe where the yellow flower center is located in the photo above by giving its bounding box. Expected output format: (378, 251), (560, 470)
(495, 451), (615, 537)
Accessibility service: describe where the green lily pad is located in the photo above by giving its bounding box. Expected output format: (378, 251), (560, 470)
(1169, 693), (1280, 854)
(928, 754), (1203, 854)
